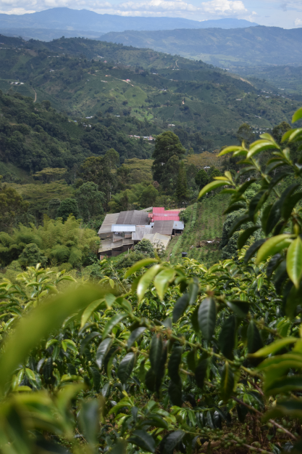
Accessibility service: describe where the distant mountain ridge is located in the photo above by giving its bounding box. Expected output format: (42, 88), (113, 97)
(0, 8), (257, 39)
(101, 26), (302, 67)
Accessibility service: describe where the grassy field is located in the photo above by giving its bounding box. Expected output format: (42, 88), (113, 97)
(166, 193), (229, 267)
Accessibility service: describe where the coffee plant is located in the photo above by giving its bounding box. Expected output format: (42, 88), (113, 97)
(1, 108), (302, 453)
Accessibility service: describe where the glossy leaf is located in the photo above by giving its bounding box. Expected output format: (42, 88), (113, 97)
(218, 315), (236, 360)
(161, 430), (185, 454)
(198, 297), (216, 341)
(265, 376), (302, 396)
(227, 300), (250, 318)
(154, 268), (175, 301)
(149, 334), (163, 375)
(250, 337), (297, 358)
(124, 258), (159, 278)
(198, 180), (230, 199)
(103, 313), (126, 339)
(220, 362), (234, 403)
(137, 264), (162, 303)
(127, 327), (146, 348)
(117, 352), (135, 384)
(172, 294), (189, 323)
(96, 338), (113, 369)
(286, 237), (302, 288)
(256, 234), (292, 264)
(128, 430), (156, 453)
(168, 346), (182, 383)
(195, 357), (208, 389)
(244, 239), (266, 263)
(237, 226), (260, 250)
(292, 107), (302, 123)
(247, 321), (263, 355)
(78, 399), (99, 445)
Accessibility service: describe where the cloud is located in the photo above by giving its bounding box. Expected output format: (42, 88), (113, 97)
(117, 0), (199, 13)
(201, 0), (247, 16)
(295, 18), (302, 26)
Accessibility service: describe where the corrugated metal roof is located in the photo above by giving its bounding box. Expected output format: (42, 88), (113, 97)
(117, 210), (149, 225)
(153, 215), (180, 221)
(111, 224), (136, 232)
(132, 225), (152, 241)
(143, 232), (170, 250)
(173, 221), (184, 230)
(152, 220), (174, 235)
(98, 213), (119, 235)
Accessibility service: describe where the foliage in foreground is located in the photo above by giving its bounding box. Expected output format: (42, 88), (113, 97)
(1, 108), (302, 453)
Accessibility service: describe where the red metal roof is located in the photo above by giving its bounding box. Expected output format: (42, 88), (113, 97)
(150, 207), (180, 222)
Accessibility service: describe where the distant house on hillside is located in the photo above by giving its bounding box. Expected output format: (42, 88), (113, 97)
(98, 207), (184, 258)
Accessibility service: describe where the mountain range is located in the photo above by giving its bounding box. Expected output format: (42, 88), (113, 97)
(0, 8), (257, 41)
(101, 26), (302, 68)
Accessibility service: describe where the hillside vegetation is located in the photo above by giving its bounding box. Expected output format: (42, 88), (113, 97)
(102, 26), (302, 68)
(0, 35), (299, 151)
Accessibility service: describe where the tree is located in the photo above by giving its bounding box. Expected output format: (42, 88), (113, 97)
(161, 155), (180, 193)
(175, 161), (188, 204)
(140, 184), (158, 208)
(195, 169), (209, 189)
(57, 198), (79, 221)
(0, 179), (29, 232)
(209, 166), (221, 181)
(133, 239), (155, 257)
(48, 198), (61, 219)
(80, 156), (115, 205)
(75, 182), (105, 222)
(236, 123), (255, 146)
(152, 131), (186, 185)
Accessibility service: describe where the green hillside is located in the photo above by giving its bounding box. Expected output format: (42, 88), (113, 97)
(167, 193), (228, 266)
(101, 26), (302, 68)
(0, 35), (299, 151)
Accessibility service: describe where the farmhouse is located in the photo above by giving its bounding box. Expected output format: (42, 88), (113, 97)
(98, 207), (184, 257)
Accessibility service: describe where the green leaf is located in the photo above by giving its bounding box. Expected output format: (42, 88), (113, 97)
(195, 357), (208, 389)
(154, 268), (175, 301)
(220, 362), (234, 403)
(168, 346), (182, 383)
(265, 376), (302, 396)
(244, 239), (265, 263)
(250, 337), (297, 358)
(161, 430), (184, 454)
(287, 237), (302, 288)
(248, 190), (268, 217)
(137, 264), (162, 303)
(117, 352), (135, 384)
(102, 313), (126, 339)
(237, 226), (260, 250)
(218, 316), (236, 360)
(226, 300), (250, 318)
(282, 191), (302, 221)
(218, 145), (244, 156)
(198, 297), (216, 341)
(149, 334), (163, 375)
(127, 327), (146, 348)
(124, 258), (159, 278)
(109, 440), (127, 454)
(223, 202), (246, 215)
(261, 203), (273, 232)
(78, 399), (99, 445)
(265, 200), (282, 235)
(80, 332), (101, 355)
(186, 349), (197, 373)
(128, 430), (156, 453)
(142, 414), (168, 430)
(0, 285), (107, 396)
(198, 180), (230, 199)
(263, 399), (302, 422)
(256, 234), (292, 264)
(172, 294), (189, 323)
(96, 338), (113, 369)
(81, 299), (105, 328)
(292, 107), (302, 123)
(188, 278), (199, 305)
(247, 321), (263, 354)
(247, 140), (278, 159)
(228, 214), (251, 238)
(237, 178), (257, 196)
(168, 380), (182, 407)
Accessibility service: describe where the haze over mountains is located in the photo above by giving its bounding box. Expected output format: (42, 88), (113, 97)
(101, 26), (302, 68)
(0, 8), (257, 41)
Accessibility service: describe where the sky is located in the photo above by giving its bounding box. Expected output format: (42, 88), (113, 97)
(0, 0), (302, 29)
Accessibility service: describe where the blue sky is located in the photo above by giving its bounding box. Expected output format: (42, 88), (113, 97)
(1, 0), (302, 28)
